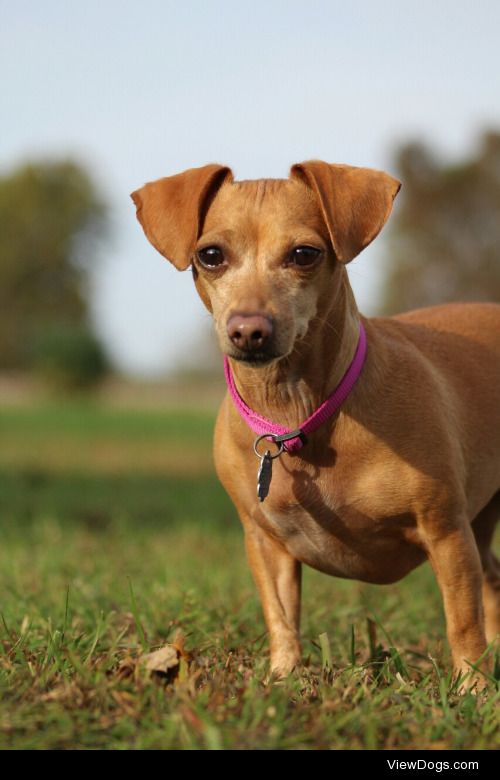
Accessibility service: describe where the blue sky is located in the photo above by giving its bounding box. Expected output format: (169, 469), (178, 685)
(2, 1), (500, 375)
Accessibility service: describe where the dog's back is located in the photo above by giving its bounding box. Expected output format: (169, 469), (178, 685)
(381, 302), (500, 515)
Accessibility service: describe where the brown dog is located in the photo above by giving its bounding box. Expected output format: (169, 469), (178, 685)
(132, 162), (500, 686)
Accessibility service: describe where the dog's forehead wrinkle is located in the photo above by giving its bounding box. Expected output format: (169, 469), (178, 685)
(207, 178), (327, 245)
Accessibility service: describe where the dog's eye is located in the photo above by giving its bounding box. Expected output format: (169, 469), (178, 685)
(197, 246), (225, 269)
(289, 246), (321, 267)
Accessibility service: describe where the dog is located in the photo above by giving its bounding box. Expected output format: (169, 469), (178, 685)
(132, 162), (500, 687)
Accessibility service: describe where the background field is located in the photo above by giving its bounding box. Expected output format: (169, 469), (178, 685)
(0, 397), (498, 750)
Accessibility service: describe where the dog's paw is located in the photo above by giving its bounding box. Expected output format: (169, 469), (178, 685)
(269, 649), (301, 680)
(453, 665), (491, 695)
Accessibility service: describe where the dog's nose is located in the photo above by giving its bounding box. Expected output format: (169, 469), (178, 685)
(227, 313), (274, 353)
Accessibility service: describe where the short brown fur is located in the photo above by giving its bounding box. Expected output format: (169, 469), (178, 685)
(132, 161), (500, 687)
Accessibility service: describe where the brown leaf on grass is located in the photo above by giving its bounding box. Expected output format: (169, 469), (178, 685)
(113, 632), (191, 686)
(140, 644), (179, 675)
(139, 632), (191, 684)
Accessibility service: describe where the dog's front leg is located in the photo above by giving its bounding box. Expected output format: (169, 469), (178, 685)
(244, 521), (302, 677)
(426, 522), (488, 687)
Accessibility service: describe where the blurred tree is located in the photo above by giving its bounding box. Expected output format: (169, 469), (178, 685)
(32, 324), (109, 394)
(382, 131), (500, 314)
(0, 159), (108, 370)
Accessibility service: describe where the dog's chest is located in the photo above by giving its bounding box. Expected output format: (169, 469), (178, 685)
(255, 464), (424, 584)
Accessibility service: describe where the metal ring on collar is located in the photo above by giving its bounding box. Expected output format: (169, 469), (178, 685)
(253, 434), (285, 459)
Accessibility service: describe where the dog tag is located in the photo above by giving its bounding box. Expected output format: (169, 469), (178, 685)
(257, 451), (273, 502)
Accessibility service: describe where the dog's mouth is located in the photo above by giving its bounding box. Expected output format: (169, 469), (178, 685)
(225, 349), (283, 366)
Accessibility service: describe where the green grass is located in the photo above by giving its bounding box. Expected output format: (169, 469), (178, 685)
(0, 404), (215, 475)
(0, 402), (498, 750)
(0, 403), (215, 440)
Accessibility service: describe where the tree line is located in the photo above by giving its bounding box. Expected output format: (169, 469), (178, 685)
(1, 131), (499, 388)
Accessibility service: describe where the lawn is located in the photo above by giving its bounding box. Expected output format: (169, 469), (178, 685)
(0, 401), (498, 750)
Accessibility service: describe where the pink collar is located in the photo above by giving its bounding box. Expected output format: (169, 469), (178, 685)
(224, 321), (367, 453)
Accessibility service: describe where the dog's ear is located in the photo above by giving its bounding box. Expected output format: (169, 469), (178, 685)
(290, 161), (401, 264)
(131, 164), (233, 270)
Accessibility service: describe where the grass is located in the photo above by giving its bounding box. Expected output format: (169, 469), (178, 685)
(0, 401), (498, 750)
(0, 403), (215, 474)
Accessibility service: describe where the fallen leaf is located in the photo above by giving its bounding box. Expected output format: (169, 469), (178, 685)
(139, 643), (180, 682)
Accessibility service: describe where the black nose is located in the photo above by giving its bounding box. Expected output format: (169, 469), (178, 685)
(226, 313), (274, 353)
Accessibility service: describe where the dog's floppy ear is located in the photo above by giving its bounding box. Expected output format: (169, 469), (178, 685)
(290, 161), (401, 264)
(131, 164), (233, 270)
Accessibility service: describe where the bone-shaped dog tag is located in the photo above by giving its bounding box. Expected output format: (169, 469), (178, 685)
(257, 451), (273, 502)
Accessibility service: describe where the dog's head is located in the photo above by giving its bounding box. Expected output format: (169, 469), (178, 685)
(131, 162), (400, 365)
